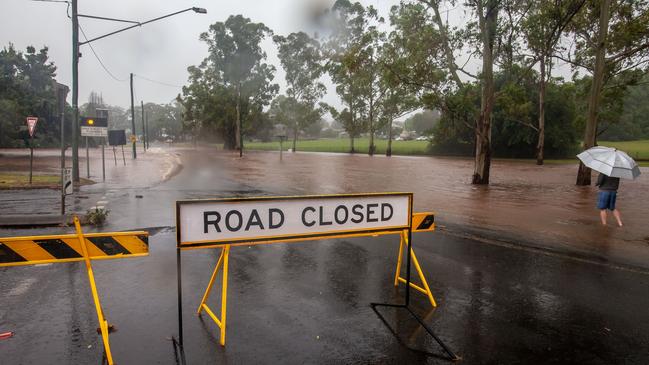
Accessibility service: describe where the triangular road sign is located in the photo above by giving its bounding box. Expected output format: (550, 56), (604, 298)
(26, 117), (38, 137)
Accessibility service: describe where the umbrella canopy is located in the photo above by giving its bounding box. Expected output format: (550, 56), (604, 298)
(577, 146), (641, 180)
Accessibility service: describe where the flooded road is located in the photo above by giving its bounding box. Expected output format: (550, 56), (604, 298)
(201, 149), (649, 270)
(2, 146), (649, 364)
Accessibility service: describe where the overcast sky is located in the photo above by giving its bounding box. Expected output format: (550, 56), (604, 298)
(1, 0), (412, 110)
(2, 0), (571, 112)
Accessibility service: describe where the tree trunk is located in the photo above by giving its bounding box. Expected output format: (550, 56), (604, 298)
(350, 135), (355, 154)
(472, 0), (498, 185)
(292, 124), (297, 152)
(235, 83), (242, 157)
(368, 96), (375, 156)
(536, 56), (546, 165)
(386, 116), (393, 157)
(576, 0), (610, 186)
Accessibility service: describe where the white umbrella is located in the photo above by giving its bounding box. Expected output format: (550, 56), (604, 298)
(577, 146), (641, 180)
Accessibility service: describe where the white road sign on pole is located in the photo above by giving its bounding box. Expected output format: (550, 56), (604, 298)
(177, 193), (412, 247)
(81, 126), (108, 137)
(62, 167), (73, 195)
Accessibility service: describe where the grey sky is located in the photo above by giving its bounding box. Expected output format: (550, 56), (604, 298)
(0, 0), (403, 110)
(2, 0), (571, 111)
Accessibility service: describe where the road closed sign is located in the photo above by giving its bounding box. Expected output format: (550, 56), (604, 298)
(176, 193), (412, 247)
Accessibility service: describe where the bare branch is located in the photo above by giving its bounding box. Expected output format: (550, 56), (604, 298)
(608, 43), (649, 65)
(508, 118), (539, 132)
(553, 53), (591, 71)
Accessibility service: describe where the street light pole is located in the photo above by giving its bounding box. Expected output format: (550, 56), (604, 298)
(71, 5), (207, 166)
(130, 73), (137, 158)
(71, 0), (80, 182)
(141, 100), (145, 152)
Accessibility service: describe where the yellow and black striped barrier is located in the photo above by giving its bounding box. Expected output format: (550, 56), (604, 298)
(0, 217), (149, 365)
(0, 231), (148, 267)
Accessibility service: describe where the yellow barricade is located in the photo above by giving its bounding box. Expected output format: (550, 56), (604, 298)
(0, 217), (149, 365)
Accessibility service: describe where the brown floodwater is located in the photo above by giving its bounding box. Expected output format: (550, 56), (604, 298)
(202, 149), (649, 268)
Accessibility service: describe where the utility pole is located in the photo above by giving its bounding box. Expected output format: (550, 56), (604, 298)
(58, 84), (69, 215)
(130, 73), (137, 159)
(71, 0), (80, 182)
(145, 111), (149, 150)
(141, 100), (145, 152)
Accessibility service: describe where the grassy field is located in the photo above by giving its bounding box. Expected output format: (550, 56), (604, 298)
(598, 140), (649, 160)
(245, 138), (431, 155)
(244, 138), (649, 166)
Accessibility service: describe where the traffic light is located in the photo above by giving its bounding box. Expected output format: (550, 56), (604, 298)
(80, 116), (108, 127)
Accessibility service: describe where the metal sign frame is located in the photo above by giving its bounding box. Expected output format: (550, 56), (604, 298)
(173, 193), (459, 363)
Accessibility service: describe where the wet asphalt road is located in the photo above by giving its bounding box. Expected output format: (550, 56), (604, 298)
(1, 148), (649, 364)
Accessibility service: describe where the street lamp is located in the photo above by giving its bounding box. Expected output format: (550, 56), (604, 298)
(70, 2), (207, 181)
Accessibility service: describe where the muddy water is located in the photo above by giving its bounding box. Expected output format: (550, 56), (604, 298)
(203, 150), (649, 267)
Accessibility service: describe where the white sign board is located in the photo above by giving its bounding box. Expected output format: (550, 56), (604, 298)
(177, 193), (412, 247)
(81, 126), (108, 137)
(26, 117), (38, 137)
(62, 168), (73, 195)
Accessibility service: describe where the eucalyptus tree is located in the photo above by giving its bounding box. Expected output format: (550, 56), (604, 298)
(180, 15), (278, 153)
(324, 0), (378, 153)
(378, 24), (420, 156)
(521, 0), (586, 165)
(273, 32), (326, 151)
(565, 0), (649, 185)
(389, 0), (505, 184)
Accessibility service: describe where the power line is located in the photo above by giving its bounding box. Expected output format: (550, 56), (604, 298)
(134, 74), (183, 88)
(78, 24), (127, 82)
(30, 0), (70, 3)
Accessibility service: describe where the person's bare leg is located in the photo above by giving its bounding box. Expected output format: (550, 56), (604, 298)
(600, 210), (608, 226)
(613, 209), (623, 227)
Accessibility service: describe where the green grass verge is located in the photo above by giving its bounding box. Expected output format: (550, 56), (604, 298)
(0, 173), (61, 189)
(0, 173), (94, 189)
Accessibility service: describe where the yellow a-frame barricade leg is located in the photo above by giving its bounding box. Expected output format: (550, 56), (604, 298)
(196, 245), (230, 346)
(73, 217), (114, 365)
(393, 230), (437, 308)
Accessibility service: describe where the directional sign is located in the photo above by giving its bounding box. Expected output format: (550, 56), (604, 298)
(26, 117), (38, 137)
(81, 126), (108, 137)
(412, 212), (435, 232)
(177, 193), (412, 248)
(108, 130), (127, 146)
(62, 167), (73, 195)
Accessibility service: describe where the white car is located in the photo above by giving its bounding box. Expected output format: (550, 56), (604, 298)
(416, 136), (429, 141)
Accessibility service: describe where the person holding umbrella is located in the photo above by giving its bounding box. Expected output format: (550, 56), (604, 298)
(577, 146), (641, 227)
(595, 172), (623, 226)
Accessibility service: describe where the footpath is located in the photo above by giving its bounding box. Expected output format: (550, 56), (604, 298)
(0, 146), (181, 227)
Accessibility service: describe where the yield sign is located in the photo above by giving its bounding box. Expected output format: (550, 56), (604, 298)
(26, 117), (38, 137)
